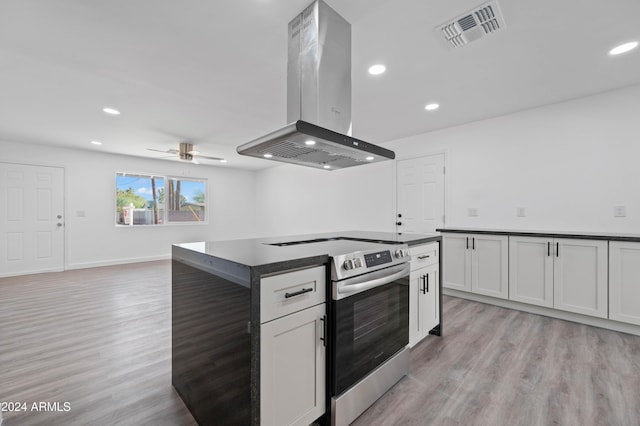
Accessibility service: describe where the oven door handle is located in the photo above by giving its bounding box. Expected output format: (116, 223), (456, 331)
(336, 263), (410, 298)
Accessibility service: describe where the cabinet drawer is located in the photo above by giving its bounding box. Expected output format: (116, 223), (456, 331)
(410, 243), (439, 270)
(260, 266), (326, 323)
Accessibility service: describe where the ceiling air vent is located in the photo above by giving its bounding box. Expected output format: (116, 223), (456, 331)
(437, 0), (505, 50)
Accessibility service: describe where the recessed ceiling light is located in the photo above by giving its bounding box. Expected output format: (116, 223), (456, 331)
(366, 156), (374, 161)
(264, 154), (273, 158)
(425, 103), (440, 111)
(609, 41), (639, 56)
(305, 139), (316, 145)
(102, 107), (121, 115)
(368, 64), (386, 75)
(91, 140), (102, 145)
(323, 165), (331, 169)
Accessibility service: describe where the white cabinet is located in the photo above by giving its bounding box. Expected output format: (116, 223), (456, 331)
(509, 236), (554, 307)
(509, 237), (607, 318)
(260, 267), (326, 426)
(442, 233), (508, 299)
(609, 242), (640, 325)
(408, 243), (439, 347)
(553, 238), (607, 318)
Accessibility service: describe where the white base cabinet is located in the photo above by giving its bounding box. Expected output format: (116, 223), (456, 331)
(609, 242), (640, 325)
(508, 236), (608, 317)
(553, 238), (607, 318)
(260, 266), (326, 426)
(409, 243), (439, 347)
(442, 233), (508, 299)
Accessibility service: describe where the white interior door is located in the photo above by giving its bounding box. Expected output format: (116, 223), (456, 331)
(0, 163), (65, 276)
(396, 153), (445, 233)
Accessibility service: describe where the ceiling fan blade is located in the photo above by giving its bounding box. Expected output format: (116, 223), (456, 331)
(196, 154), (225, 161)
(147, 148), (179, 154)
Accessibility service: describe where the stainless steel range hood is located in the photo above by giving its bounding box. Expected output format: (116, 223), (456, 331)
(236, 0), (395, 171)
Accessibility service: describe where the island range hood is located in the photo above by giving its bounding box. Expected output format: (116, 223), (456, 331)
(236, 0), (395, 171)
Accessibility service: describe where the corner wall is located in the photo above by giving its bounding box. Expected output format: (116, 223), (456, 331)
(254, 84), (640, 235)
(0, 142), (256, 269)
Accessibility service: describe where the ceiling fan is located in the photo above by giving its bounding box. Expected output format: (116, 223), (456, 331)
(147, 142), (224, 163)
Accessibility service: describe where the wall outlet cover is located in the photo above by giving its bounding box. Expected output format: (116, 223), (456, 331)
(517, 207), (526, 217)
(468, 208), (478, 217)
(614, 205), (627, 217)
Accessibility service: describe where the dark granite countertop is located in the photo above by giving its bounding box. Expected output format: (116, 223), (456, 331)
(173, 230), (440, 277)
(437, 227), (640, 242)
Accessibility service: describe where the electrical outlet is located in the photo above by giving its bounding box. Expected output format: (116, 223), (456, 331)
(614, 205), (627, 217)
(76, 210), (86, 217)
(517, 207), (526, 217)
(467, 208), (478, 217)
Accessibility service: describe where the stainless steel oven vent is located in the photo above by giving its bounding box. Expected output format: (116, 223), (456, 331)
(237, 0), (395, 170)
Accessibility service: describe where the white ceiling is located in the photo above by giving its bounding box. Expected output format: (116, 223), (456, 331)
(1, 0), (639, 170)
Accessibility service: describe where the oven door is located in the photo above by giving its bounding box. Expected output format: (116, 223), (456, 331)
(331, 263), (410, 396)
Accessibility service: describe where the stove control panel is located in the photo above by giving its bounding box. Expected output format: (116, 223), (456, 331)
(333, 244), (411, 281)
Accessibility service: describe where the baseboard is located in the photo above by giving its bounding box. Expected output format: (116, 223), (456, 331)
(66, 254), (171, 270)
(443, 288), (640, 337)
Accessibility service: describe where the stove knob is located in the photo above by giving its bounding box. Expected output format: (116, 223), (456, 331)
(343, 259), (355, 270)
(353, 258), (363, 268)
(394, 249), (403, 259)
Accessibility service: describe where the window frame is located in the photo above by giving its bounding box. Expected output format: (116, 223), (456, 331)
(115, 171), (209, 227)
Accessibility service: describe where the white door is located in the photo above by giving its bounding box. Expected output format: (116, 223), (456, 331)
(0, 163), (64, 276)
(396, 153), (445, 233)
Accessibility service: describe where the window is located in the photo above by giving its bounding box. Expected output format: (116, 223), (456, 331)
(115, 173), (207, 226)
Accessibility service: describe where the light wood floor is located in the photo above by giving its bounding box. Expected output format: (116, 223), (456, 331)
(0, 260), (196, 426)
(2, 262), (640, 426)
(354, 296), (640, 426)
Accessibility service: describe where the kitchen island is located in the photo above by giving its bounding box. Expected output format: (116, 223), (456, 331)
(171, 231), (440, 426)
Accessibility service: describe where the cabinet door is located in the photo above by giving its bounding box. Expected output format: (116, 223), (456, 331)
(471, 234), (509, 299)
(553, 238), (607, 318)
(260, 304), (326, 426)
(509, 236), (554, 307)
(609, 242), (640, 325)
(420, 265), (439, 335)
(409, 265), (439, 347)
(442, 233), (471, 291)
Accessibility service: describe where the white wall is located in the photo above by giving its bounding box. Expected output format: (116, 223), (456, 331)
(389, 83), (640, 232)
(0, 142), (256, 269)
(253, 161), (396, 238)
(255, 83), (640, 235)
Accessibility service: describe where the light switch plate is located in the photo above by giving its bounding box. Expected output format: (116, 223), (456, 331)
(614, 205), (627, 217)
(517, 207), (526, 217)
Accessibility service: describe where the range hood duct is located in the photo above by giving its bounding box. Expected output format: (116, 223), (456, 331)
(236, 0), (395, 171)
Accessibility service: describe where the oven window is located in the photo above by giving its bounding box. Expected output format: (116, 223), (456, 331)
(332, 276), (409, 395)
(354, 291), (389, 343)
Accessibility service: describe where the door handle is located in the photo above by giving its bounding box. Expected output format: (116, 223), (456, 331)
(319, 315), (327, 347)
(425, 274), (429, 293)
(420, 275), (426, 294)
(556, 242), (559, 257)
(472, 237), (475, 250)
(466, 237), (469, 249)
(547, 242), (550, 257)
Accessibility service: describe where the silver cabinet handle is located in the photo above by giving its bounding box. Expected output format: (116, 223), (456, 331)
(417, 255), (430, 260)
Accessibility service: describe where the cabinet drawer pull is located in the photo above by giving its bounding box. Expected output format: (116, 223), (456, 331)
(417, 255), (431, 260)
(320, 315), (327, 347)
(284, 287), (313, 299)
